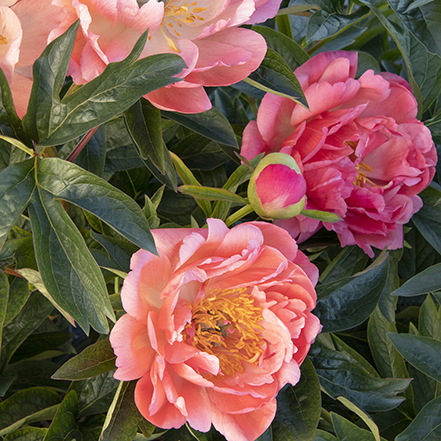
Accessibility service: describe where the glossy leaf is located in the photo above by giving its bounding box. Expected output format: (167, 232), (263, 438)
(392, 263), (441, 297)
(331, 412), (386, 441)
(52, 339), (116, 380)
(28, 188), (114, 334)
(178, 185), (247, 204)
(124, 98), (164, 172)
(75, 125), (107, 177)
(25, 23), (185, 146)
(3, 427), (47, 441)
(271, 358), (321, 441)
(314, 430), (337, 441)
(37, 158), (156, 254)
(100, 381), (146, 441)
(162, 106), (238, 148)
(395, 396), (441, 441)
(0, 159), (35, 248)
(245, 48), (308, 107)
(69, 371), (119, 417)
(388, 333), (441, 382)
(314, 256), (389, 332)
(44, 390), (81, 441)
(0, 387), (61, 436)
(419, 294), (441, 340)
(0, 293), (53, 370)
(309, 339), (410, 412)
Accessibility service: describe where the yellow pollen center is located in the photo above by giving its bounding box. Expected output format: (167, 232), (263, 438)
(184, 287), (265, 377)
(158, 0), (206, 52)
(0, 35), (7, 45)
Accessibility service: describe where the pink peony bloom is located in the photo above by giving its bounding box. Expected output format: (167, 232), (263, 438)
(241, 51), (437, 257)
(248, 152), (306, 220)
(110, 218), (320, 441)
(47, 0), (279, 113)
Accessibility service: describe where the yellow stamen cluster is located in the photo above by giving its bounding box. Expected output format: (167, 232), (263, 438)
(0, 35), (7, 45)
(185, 287), (265, 377)
(158, 0), (207, 52)
(345, 140), (379, 187)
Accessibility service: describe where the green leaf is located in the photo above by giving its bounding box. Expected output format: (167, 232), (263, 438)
(0, 387), (61, 436)
(52, 339), (116, 380)
(124, 98), (164, 172)
(367, 308), (414, 415)
(162, 106), (238, 148)
(37, 157), (156, 254)
(319, 246), (369, 283)
(301, 209), (342, 223)
(388, 333), (441, 383)
(0, 159), (35, 248)
(100, 381), (146, 441)
(392, 263), (441, 297)
(245, 48), (308, 107)
(309, 339), (410, 412)
(3, 427), (47, 441)
(24, 23), (185, 146)
(75, 125), (106, 177)
(314, 256), (389, 332)
(178, 185), (247, 204)
(395, 396), (441, 441)
(271, 358), (321, 441)
(69, 371), (119, 417)
(0, 270), (8, 349)
(331, 412), (386, 441)
(252, 26), (309, 71)
(16, 268), (75, 327)
(314, 430), (337, 441)
(44, 390), (82, 441)
(1, 293), (54, 370)
(419, 294), (441, 340)
(28, 187), (114, 334)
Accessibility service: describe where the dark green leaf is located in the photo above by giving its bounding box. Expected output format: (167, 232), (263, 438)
(388, 332), (441, 382)
(246, 48), (308, 107)
(395, 396), (441, 441)
(309, 338), (410, 412)
(0, 159), (35, 248)
(69, 371), (119, 417)
(392, 263), (441, 297)
(0, 269), (8, 348)
(52, 339), (116, 380)
(29, 188), (114, 334)
(101, 381), (146, 441)
(314, 256), (389, 332)
(419, 294), (441, 340)
(252, 26), (309, 71)
(75, 125), (107, 177)
(272, 358), (321, 441)
(313, 430), (337, 441)
(0, 293), (53, 370)
(44, 390), (82, 441)
(162, 106), (238, 148)
(3, 427), (47, 441)
(124, 98), (164, 172)
(331, 412), (385, 441)
(0, 387), (61, 436)
(0, 235), (36, 270)
(37, 157), (156, 254)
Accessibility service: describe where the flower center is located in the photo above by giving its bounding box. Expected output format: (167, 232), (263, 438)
(0, 35), (7, 45)
(158, 0), (206, 52)
(184, 287), (265, 377)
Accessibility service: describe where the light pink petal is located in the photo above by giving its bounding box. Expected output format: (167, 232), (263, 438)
(212, 399), (277, 441)
(110, 314), (155, 381)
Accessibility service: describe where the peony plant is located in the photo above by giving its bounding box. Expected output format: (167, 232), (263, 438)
(242, 51), (437, 257)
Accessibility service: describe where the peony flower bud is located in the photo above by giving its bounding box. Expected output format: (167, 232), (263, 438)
(248, 152), (306, 220)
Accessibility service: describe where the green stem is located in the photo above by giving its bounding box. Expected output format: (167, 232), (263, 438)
(276, 14), (293, 40)
(225, 204), (254, 227)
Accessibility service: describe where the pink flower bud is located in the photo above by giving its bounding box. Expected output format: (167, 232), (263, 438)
(248, 152), (306, 220)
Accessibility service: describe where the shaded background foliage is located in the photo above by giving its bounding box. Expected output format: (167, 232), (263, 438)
(1, 0), (441, 440)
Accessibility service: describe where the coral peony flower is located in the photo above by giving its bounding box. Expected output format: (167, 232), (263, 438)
(110, 218), (320, 441)
(241, 51), (437, 257)
(248, 152), (306, 220)
(47, 0), (278, 113)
